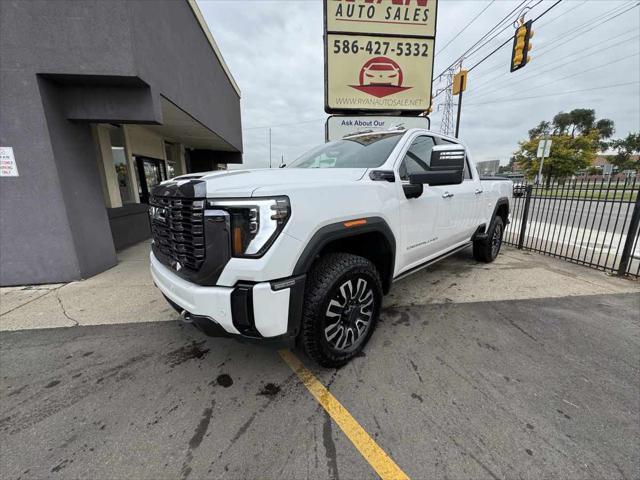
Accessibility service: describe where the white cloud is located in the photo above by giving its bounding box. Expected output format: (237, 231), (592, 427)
(198, 0), (640, 168)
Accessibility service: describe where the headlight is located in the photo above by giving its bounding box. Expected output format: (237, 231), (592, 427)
(206, 196), (290, 258)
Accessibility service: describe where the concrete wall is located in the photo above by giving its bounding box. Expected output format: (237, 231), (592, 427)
(126, 126), (167, 160)
(128, 0), (243, 151)
(0, 0), (242, 286)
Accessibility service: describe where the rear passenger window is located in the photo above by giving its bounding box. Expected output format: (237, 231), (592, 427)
(463, 157), (472, 180)
(399, 136), (435, 181)
(442, 139), (472, 180)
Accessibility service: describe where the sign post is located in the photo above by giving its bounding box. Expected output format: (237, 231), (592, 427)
(324, 0), (438, 114)
(536, 137), (552, 185)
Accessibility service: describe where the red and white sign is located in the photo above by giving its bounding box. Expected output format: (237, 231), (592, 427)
(324, 0), (438, 113)
(0, 147), (18, 177)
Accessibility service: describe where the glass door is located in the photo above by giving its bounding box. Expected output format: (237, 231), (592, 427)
(135, 156), (167, 204)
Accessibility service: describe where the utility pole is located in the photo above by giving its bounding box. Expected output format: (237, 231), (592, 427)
(268, 128), (272, 168)
(439, 65), (457, 137)
(453, 67), (467, 138)
(454, 87), (463, 138)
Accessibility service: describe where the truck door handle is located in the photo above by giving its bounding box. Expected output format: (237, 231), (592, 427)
(442, 192), (454, 198)
(475, 189), (483, 195)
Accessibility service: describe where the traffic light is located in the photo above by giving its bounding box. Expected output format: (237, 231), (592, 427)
(511, 20), (533, 72)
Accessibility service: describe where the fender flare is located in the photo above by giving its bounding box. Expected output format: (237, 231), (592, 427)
(491, 197), (510, 225)
(292, 217), (396, 294)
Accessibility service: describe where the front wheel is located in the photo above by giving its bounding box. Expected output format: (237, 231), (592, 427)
(473, 216), (504, 263)
(300, 253), (382, 367)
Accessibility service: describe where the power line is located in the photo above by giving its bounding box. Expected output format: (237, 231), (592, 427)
(469, 52), (639, 103)
(464, 80), (640, 107)
(435, 0), (564, 96)
(469, 27), (640, 93)
(463, 0), (592, 89)
(536, 2), (637, 54)
(433, 0), (640, 98)
(464, 0), (543, 60)
(433, 0), (530, 83)
(468, 31), (640, 99)
(535, 0), (587, 30)
(436, 0), (496, 56)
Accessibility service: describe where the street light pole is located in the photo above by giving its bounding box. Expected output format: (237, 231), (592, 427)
(269, 128), (272, 168)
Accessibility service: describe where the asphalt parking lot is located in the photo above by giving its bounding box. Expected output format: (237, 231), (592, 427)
(1, 289), (639, 479)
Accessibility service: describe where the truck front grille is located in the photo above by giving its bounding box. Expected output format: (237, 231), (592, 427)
(149, 197), (205, 271)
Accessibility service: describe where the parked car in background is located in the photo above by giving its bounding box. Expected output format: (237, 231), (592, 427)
(513, 182), (527, 197)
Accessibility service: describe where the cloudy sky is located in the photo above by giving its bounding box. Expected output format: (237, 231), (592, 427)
(198, 0), (640, 168)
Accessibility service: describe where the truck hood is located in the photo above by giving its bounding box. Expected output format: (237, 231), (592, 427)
(173, 168), (368, 197)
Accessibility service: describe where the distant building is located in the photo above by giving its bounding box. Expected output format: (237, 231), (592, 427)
(590, 155), (639, 176)
(0, 0), (243, 286)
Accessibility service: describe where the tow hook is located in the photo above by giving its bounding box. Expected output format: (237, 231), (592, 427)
(180, 310), (193, 324)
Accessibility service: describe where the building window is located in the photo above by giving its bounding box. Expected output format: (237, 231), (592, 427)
(165, 142), (182, 179)
(109, 127), (135, 204)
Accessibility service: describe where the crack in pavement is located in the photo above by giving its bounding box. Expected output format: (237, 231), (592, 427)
(0, 286), (66, 317)
(55, 290), (79, 327)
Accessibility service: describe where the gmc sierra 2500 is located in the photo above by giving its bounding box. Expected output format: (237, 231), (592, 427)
(149, 128), (512, 366)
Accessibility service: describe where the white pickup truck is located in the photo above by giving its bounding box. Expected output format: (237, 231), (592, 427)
(149, 128), (512, 366)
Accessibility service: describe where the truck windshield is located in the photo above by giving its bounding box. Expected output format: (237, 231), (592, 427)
(288, 132), (404, 169)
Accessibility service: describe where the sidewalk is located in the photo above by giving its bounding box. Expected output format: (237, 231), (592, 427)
(1, 241), (638, 331)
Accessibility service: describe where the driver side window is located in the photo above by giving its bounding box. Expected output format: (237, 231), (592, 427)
(399, 136), (435, 181)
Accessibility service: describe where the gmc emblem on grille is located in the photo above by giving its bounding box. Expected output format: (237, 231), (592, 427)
(150, 206), (167, 223)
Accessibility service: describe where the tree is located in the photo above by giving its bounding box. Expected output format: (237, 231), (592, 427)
(552, 112), (572, 135)
(528, 120), (551, 139)
(608, 133), (640, 171)
(514, 131), (598, 181)
(568, 108), (596, 136)
(595, 119), (615, 139)
(516, 109), (615, 182)
(551, 109), (614, 139)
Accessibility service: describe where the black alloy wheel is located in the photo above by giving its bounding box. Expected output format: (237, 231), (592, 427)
(300, 253), (382, 367)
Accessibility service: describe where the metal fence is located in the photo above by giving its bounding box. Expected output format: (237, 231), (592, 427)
(503, 177), (640, 277)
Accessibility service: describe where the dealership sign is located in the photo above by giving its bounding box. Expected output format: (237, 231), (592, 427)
(326, 0), (437, 37)
(326, 115), (430, 141)
(324, 0), (438, 113)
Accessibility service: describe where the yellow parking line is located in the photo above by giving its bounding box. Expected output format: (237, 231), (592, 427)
(279, 349), (410, 480)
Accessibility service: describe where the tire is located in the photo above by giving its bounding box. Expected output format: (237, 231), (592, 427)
(473, 216), (504, 263)
(300, 253), (382, 368)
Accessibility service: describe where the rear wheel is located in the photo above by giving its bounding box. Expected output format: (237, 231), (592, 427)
(473, 216), (504, 263)
(300, 253), (382, 367)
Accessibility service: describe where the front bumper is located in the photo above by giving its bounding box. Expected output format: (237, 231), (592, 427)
(150, 253), (304, 340)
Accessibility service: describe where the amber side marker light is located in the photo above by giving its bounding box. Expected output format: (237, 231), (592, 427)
(344, 218), (367, 228)
(232, 226), (243, 256)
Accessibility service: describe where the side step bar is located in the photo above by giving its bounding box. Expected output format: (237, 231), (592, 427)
(393, 243), (471, 282)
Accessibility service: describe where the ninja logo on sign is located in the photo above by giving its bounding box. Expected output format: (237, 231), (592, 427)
(350, 57), (412, 98)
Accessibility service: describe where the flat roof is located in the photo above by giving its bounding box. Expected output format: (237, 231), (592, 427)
(187, 0), (241, 97)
